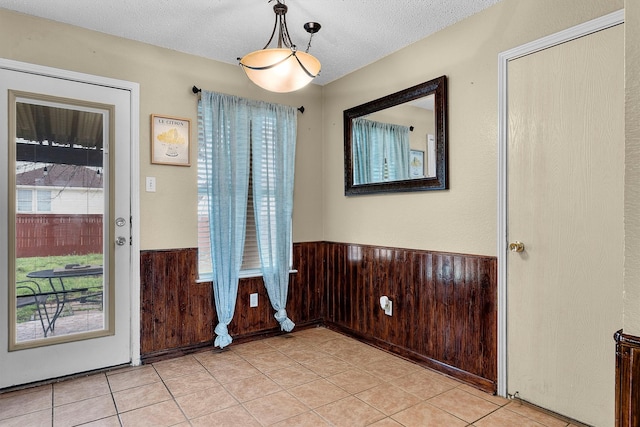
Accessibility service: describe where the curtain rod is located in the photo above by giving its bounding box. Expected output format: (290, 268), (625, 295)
(192, 86), (305, 114)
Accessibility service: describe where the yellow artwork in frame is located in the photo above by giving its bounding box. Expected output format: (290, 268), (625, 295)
(151, 114), (191, 166)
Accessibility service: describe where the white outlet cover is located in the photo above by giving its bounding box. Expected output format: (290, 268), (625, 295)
(385, 300), (393, 316)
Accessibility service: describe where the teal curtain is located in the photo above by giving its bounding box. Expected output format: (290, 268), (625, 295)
(198, 90), (298, 344)
(251, 101), (297, 331)
(198, 91), (250, 349)
(352, 117), (410, 184)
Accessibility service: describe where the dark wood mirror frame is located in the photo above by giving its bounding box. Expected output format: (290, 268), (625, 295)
(343, 75), (448, 196)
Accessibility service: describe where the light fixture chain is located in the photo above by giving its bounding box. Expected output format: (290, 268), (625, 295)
(305, 32), (315, 53)
(280, 14), (293, 49)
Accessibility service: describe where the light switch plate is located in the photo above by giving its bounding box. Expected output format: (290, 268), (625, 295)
(145, 176), (156, 192)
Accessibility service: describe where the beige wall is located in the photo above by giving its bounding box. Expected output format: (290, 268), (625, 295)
(0, 9), (324, 250)
(2, 1), (638, 335)
(322, 0), (622, 256)
(625, 0), (640, 336)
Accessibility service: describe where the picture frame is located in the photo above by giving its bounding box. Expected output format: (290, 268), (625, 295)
(409, 149), (425, 178)
(151, 114), (191, 166)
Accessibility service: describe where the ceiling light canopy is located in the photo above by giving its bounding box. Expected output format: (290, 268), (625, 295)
(239, 0), (321, 93)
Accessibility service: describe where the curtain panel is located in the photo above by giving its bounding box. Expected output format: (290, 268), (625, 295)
(251, 102), (297, 331)
(198, 92), (251, 348)
(352, 117), (410, 184)
(198, 91), (297, 347)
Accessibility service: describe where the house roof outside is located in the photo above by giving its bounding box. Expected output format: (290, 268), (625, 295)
(16, 164), (103, 189)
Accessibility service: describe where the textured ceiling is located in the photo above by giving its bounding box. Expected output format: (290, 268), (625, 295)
(0, 0), (502, 85)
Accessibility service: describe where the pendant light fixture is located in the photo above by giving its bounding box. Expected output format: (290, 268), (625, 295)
(239, 0), (321, 93)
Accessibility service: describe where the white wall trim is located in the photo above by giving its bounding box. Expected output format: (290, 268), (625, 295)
(496, 9), (624, 397)
(0, 58), (142, 366)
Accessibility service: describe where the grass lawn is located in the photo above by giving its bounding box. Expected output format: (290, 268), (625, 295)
(15, 254), (103, 323)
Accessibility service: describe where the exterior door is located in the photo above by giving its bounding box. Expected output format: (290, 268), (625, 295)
(506, 24), (624, 426)
(0, 65), (134, 388)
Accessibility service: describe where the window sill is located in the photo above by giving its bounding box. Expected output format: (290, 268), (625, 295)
(196, 269), (298, 284)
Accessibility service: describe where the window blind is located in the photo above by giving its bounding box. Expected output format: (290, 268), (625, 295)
(197, 120), (272, 280)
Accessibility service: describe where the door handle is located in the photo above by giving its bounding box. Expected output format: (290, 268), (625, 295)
(115, 236), (127, 246)
(509, 241), (525, 253)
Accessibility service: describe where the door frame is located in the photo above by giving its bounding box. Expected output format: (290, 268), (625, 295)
(0, 58), (141, 367)
(496, 9), (624, 397)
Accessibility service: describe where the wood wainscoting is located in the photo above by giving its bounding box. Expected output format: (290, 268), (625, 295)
(615, 330), (640, 427)
(140, 242), (497, 393)
(140, 243), (325, 361)
(324, 242), (497, 393)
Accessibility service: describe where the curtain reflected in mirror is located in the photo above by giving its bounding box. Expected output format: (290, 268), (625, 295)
(352, 117), (410, 184)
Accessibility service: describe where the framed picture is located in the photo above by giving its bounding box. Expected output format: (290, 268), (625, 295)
(409, 149), (425, 178)
(151, 114), (191, 166)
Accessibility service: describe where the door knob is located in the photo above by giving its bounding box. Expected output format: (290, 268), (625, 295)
(115, 236), (127, 246)
(509, 241), (525, 253)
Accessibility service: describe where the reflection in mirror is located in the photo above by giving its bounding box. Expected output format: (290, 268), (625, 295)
(344, 76), (447, 195)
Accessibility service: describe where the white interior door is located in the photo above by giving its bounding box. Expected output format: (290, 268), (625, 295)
(506, 24), (623, 426)
(0, 65), (135, 388)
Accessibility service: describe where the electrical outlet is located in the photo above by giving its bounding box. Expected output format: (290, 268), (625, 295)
(250, 293), (258, 307)
(384, 300), (393, 316)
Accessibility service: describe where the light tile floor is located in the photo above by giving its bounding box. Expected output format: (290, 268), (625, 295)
(0, 327), (580, 427)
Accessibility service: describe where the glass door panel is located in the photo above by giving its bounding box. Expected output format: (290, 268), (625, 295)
(11, 97), (112, 348)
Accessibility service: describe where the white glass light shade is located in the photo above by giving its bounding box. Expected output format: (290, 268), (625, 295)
(240, 48), (321, 93)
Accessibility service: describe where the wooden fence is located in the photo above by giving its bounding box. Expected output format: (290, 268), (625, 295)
(16, 214), (103, 257)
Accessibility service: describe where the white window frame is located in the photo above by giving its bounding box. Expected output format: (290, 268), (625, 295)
(17, 189), (32, 212)
(36, 189), (51, 212)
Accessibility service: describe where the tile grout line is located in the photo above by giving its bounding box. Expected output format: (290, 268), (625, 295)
(50, 383), (54, 427)
(151, 362), (192, 425)
(191, 349), (258, 426)
(235, 342), (311, 426)
(103, 371), (125, 427)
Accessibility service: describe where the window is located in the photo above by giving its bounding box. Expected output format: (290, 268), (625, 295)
(197, 160), (261, 279)
(36, 190), (51, 212)
(197, 94), (295, 283)
(197, 124), (288, 281)
(17, 189), (32, 212)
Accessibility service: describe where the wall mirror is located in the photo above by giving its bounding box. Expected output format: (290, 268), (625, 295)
(344, 75), (448, 195)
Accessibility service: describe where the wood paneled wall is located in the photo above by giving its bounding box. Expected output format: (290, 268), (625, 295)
(324, 242), (497, 393)
(139, 242), (497, 393)
(140, 243), (325, 360)
(615, 330), (640, 427)
(140, 248), (212, 357)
